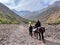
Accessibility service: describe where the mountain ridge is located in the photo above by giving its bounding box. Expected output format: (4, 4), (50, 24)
(12, 1), (60, 20)
(12, 1), (60, 24)
(34, 1), (60, 23)
(0, 2), (26, 24)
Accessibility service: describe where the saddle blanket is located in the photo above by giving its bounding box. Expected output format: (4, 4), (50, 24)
(33, 28), (37, 32)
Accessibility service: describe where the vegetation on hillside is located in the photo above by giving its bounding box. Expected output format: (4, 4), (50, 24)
(0, 11), (20, 24)
(22, 19), (36, 24)
(0, 2), (30, 24)
(46, 9), (60, 24)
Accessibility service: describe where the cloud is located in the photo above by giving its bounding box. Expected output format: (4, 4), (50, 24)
(0, 0), (59, 11)
(14, 0), (43, 11)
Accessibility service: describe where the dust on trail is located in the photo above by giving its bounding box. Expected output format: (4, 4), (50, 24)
(0, 24), (60, 45)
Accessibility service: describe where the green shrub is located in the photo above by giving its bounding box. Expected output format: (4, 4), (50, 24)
(55, 19), (60, 24)
(12, 21), (20, 24)
(0, 18), (11, 24)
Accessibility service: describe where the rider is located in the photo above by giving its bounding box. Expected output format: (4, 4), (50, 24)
(35, 20), (41, 28)
(29, 21), (32, 26)
(35, 20), (41, 39)
(29, 24), (33, 37)
(29, 22), (33, 37)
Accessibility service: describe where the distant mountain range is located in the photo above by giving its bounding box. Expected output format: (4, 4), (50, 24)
(13, 1), (60, 24)
(0, 2), (26, 24)
(12, 10), (40, 20)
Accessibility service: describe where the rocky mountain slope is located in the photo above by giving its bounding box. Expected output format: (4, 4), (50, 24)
(35, 1), (60, 23)
(0, 2), (26, 24)
(46, 9), (60, 24)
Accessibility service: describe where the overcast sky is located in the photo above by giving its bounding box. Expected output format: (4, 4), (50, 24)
(0, 0), (59, 12)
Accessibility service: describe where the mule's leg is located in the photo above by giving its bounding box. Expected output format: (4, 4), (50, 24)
(41, 33), (45, 43)
(39, 33), (41, 40)
(34, 32), (38, 39)
(41, 33), (44, 40)
(36, 33), (38, 39)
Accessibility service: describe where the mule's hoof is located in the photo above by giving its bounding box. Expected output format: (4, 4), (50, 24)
(43, 41), (45, 43)
(39, 39), (41, 40)
(43, 40), (45, 43)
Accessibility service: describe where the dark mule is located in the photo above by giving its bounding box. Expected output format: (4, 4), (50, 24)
(38, 27), (45, 43)
(33, 27), (45, 43)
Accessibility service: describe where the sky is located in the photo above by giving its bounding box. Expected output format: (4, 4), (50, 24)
(0, 0), (59, 12)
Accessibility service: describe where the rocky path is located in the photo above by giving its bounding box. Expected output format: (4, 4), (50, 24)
(13, 25), (45, 45)
(15, 24), (60, 45)
(0, 24), (60, 45)
(43, 24), (60, 45)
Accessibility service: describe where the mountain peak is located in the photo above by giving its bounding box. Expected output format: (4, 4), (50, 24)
(53, 1), (60, 6)
(54, 1), (60, 4)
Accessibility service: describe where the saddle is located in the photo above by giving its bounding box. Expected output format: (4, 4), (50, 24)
(33, 28), (37, 32)
(33, 27), (40, 32)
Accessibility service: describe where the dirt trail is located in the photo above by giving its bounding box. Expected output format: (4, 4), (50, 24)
(18, 25), (45, 45)
(17, 25), (60, 45)
(0, 24), (60, 45)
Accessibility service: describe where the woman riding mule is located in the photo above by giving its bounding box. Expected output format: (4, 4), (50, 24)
(34, 20), (45, 42)
(35, 20), (41, 28)
(34, 20), (41, 39)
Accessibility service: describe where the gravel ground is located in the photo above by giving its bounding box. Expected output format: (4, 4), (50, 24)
(0, 24), (44, 45)
(0, 24), (60, 45)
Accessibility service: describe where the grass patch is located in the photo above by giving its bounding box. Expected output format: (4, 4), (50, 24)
(0, 18), (20, 24)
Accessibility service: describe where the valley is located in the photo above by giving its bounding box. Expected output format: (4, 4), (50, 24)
(0, 1), (60, 45)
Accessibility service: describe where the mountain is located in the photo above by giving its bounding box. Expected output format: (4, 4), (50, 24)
(12, 10), (40, 20)
(12, 10), (32, 18)
(13, 10), (31, 16)
(0, 2), (26, 24)
(12, 1), (60, 24)
(45, 1), (60, 24)
(53, 1), (60, 7)
(34, 1), (60, 24)
(46, 9), (60, 24)
(12, 1), (60, 20)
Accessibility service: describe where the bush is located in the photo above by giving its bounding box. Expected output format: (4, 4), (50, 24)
(55, 19), (60, 24)
(0, 18), (20, 24)
(0, 18), (11, 24)
(12, 21), (20, 24)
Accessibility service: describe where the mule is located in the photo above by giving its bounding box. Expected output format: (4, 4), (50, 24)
(33, 27), (45, 43)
